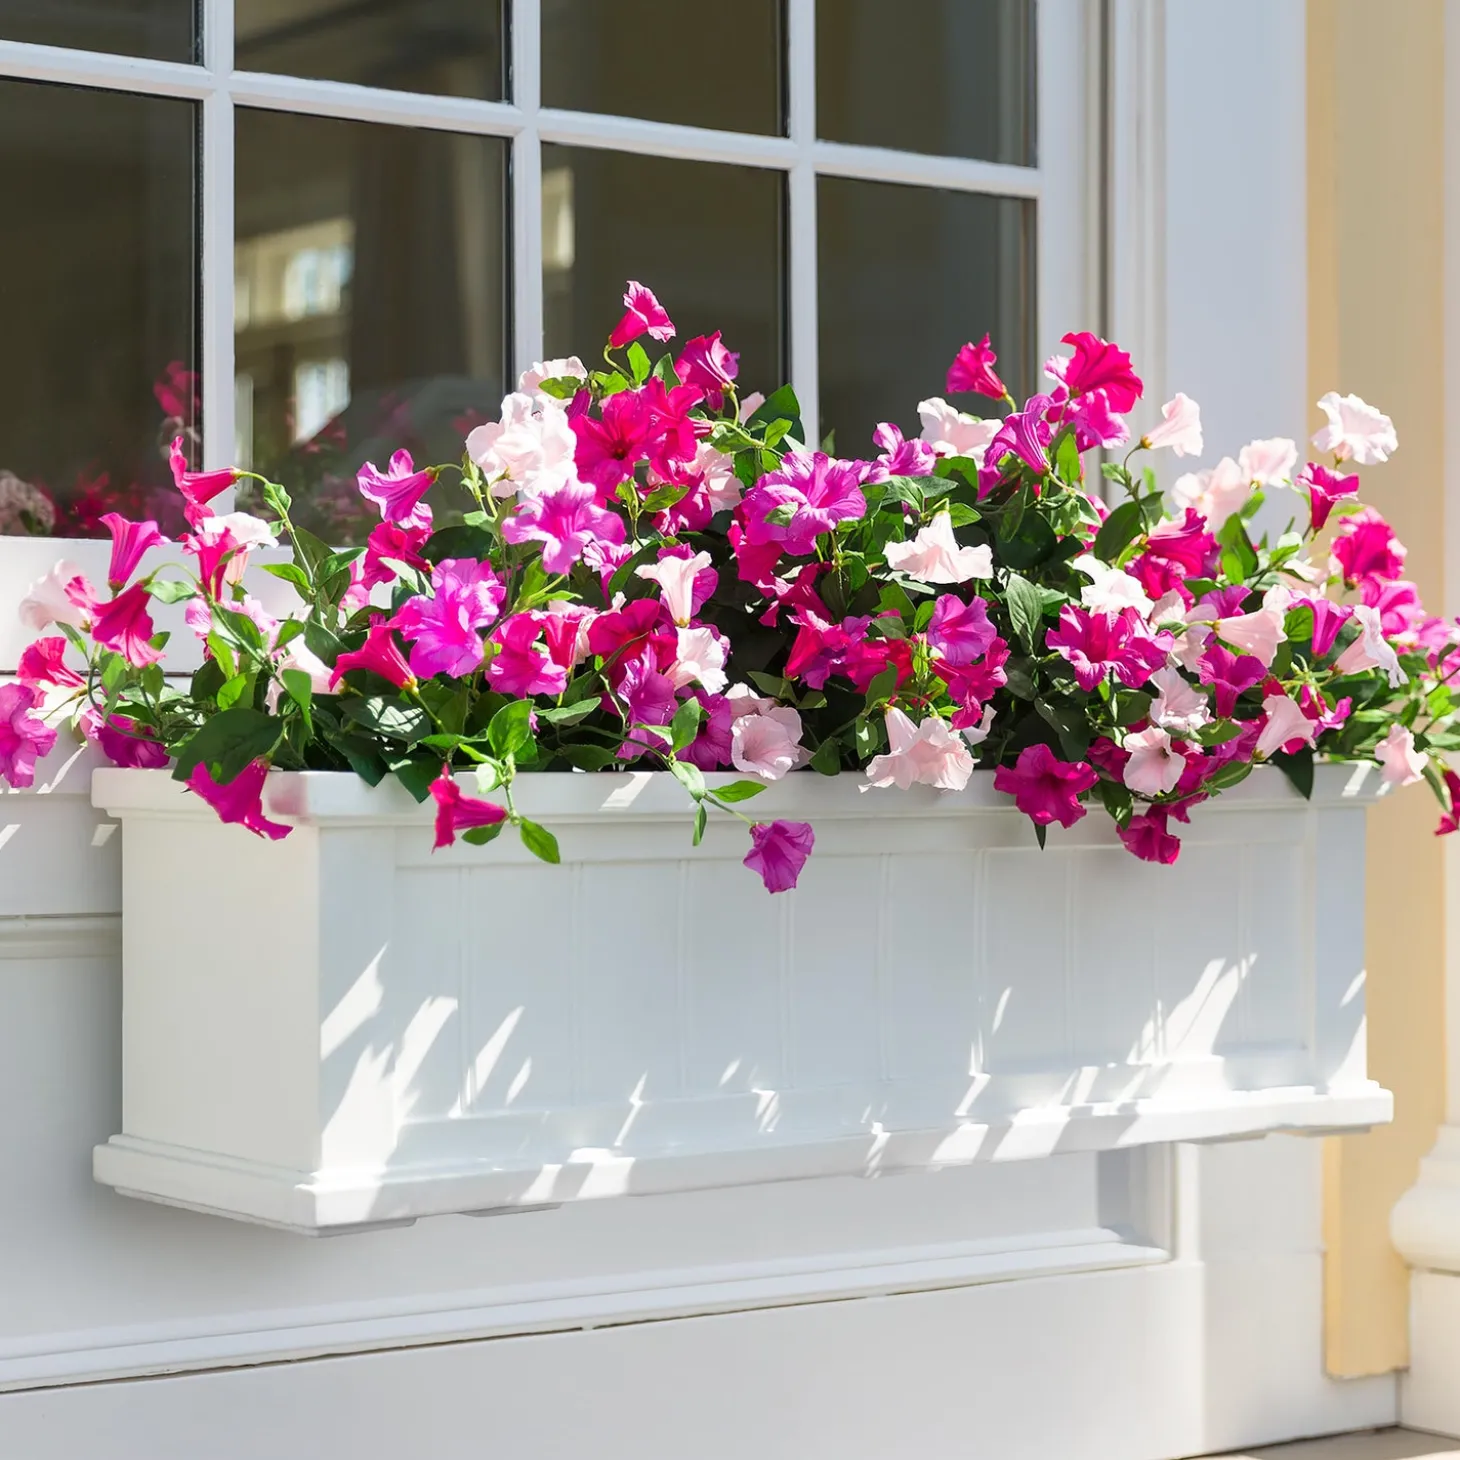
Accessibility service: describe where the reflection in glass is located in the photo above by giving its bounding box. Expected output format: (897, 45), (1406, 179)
(0, 80), (197, 538)
(235, 0), (507, 101)
(817, 0), (1035, 165)
(541, 146), (785, 406)
(235, 109), (509, 542)
(818, 176), (1032, 454)
(542, 0), (783, 135)
(0, 0), (197, 63)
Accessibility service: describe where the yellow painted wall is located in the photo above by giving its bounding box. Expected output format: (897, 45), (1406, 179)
(1310, 0), (1449, 1378)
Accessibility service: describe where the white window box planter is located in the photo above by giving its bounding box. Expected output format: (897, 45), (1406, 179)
(91, 764), (1391, 1234)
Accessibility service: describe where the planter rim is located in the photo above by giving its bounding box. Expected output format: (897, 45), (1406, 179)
(92, 760), (1386, 827)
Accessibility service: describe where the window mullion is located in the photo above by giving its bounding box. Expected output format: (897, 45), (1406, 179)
(786, 0), (818, 447)
(200, 0), (235, 492)
(511, 0), (544, 376)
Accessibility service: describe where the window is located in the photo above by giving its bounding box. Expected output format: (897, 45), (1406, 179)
(0, 0), (1093, 649)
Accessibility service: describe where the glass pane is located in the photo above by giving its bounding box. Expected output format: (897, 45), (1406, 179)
(818, 176), (1032, 454)
(817, 0), (1034, 164)
(236, 0), (506, 101)
(542, 146), (785, 407)
(542, 0), (783, 135)
(0, 0), (197, 63)
(235, 109), (509, 541)
(0, 80), (197, 539)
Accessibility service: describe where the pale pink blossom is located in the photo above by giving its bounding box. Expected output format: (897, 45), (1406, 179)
(208, 511), (278, 584)
(1171, 456), (1251, 529)
(1334, 603), (1407, 687)
(726, 683), (778, 720)
(467, 393), (578, 499)
(1216, 590), (1289, 668)
(517, 357), (587, 394)
(1148, 666), (1212, 733)
(731, 706), (806, 781)
(864, 708), (974, 792)
(1238, 437), (1299, 486)
(637, 549), (713, 626)
(917, 397), (1001, 462)
(1170, 623), (1213, 673)
(265, 640), (332, 712)
(960, 703), (997, 748)
(1142, 393), (1203, 456)
(1070, 555), (1154, 617)
(18, 561), (96, 632)
(1256, 690), (1317, 758)
(739, 391), (766, 422)
(668, 625), (729, 694)
(884, 511), (993, 584)
(1376, 723), (1427, 786)
(1122, 724), (1186, 796)
(1312, 391), (1397, 465)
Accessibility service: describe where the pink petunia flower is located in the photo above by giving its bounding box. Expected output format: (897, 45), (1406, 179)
(19, 560), (98, 632)
(1297, 462), (1359, 533)
(92, 583), (162, 667)
(742, 452), (869, 556)
(98, 715), (168, 769)
(884, 511), (993, 584)
(329, 623), (416, 691)
(392, 558), (506, 680)
(608, 280), (675, 349)
(186, 759), (292, 840)
(467, 392), (578, 497)
(675, 331), (739, 410)
(1063, 388), (1130, 452)
(743, 819), (815, 894)
(1142, 394), (1203, 457)
(868, 421), (940, 480)
(993, 743), (1098, 828)
(1143, 508), (1219, 577)
(1118, 808), (1182, 864)
(946, 334), (1007, 401)
(979, 394), (1052, 492)
(927, 594), (997, 665)
(0, 683), (57, 788)
(1437, 770), (1460, 836)
(1302, 595), (1352, 656)
(429, 770), (508, 849)
(501, 475), (627, 574)
(100, 512), (167, 589)
(1171, 457), (1251, 531)
(1215, 589), (1290, 668)
(17, 636), (84, 689)
(1046, 605), (1170, 692)
(1334, 604), (1407, 687)
(1312, 391), (1397, 465)
(1256, 689), (1317, 759)
(1376, 723), (1427, 787)
(488, 614), (569, 699)
(361, 521), (432, 591)
(356, 449), (435, 529)
(1122, 724), (1186, 796)
(1238, 437), (1299, 487)
(611, 649), (679, 758)
(731, 706), (806, 781)
(864, 708), (974, 791)
(917, 397), (1001, 461)
(1197, 644), (1266, 717)
(1332, 506), (1407, 586)
(571, 388), (662, 493)
(678, 689), (734, 771)
(169, 435), (237, 518)
(637, 549), (714, 627)
(1052, 331), (1143, 411)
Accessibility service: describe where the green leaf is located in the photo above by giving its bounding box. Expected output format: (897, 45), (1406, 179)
(560, 744), (618, 771)
(216, 673), (250, 711)
(1271, 746), (1315, 800)
(670, 758), (707, 797)
(692, 802), (709, 846)
(342, 696), (431, 743)
(669, 697), (706, 752)
(291, 525), (332, 580)
(518, 818), (561, 864)
(746, 383), (804, 444)
(205, 632), (236, 680)
(537, 699), (598, 726)
(1218, 514), (1260, 584)
(1097, 778), (1134, 827)
(1034, 822), (1048, 851)
(149, 577), (197, 605)
(853, 716), (881, 757)
(172, 707), (282, 783)
(714, 778), (769, 802)
(996, 503), (1058, 569)
(944, 501), (983, 528)
(261, 562), (315, 595)
(1004, 572), (1045, 655)
(1091, 500), (1145, 564)
(1052, 427), (1082, 488)
(422, 524), (495, 565)
(487, 700), (535, 758)
(808, 738), (841, 774)
(463, 821), (506, 846)
(1112, 689), (1154, 727)
(863, 665), (899, 711)
(281, 668), (314, 733)
(652, 355), (683, 386)
(626, 341), (651, 385)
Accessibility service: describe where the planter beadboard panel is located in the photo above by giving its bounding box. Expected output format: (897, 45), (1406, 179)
(91, 765), (1391, 1233)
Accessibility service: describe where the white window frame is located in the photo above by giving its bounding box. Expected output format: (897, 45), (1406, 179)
(0, 0), (1097, 664)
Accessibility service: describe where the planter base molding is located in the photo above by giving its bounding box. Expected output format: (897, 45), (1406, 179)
(92, 766), (1391, 1233)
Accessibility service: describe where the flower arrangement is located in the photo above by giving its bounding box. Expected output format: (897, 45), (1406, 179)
(8, 283), (1457, 892)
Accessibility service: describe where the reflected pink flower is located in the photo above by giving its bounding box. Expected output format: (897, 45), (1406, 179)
(429, 770), (508, 850)
(744, 819), (815, 894)
(187, 759), (291, 840)
(993, 743), (1097, 828)
(946, 334), (1007, 401)
(608, 280), (675, 349)
(356, 449), (435, 529)
(92, 583), (161, 667)
(100, 512), (167, 589)
(0, 683), (57, 788)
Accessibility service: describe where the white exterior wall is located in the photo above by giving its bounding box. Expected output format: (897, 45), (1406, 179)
(0, 4), (1401, 1456)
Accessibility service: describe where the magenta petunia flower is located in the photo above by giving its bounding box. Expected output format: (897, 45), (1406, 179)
(98, 715), (168, 769)
(100, 512), (167, 589)
(1141, 508), (1219, 576)
(675, 331), (739, 410)
(329, 623), (415, 691)
(392, 558), (505, 680)
(180, 517), (243, 599)
(612, 649), (679, 759)
(187, 759), (292, 840)
(743, 819), (815, 894)
(92, 583), (162, 667)
(1197, 644), (1266, 717)
(980, 394), (1052, 493)
(1332, 506), (1407, 587)
(0, 683), (57, 789)
(608, 280), (675, 349)
(168, 435), (236, 519)
(17, 636), (83, 689)
(428, 769), (508, 850)
(1055, 331), (1143, 411)
(678, 689), (734, 770)
(1302, 596), (1352, 656)
(927, 594), (997, 666)
(946, 334), (1007, 401)
(742, 452), (869, 556)
(993, 743), (1097, 829)
(868, 421), (940, 480)
(640, 377), (704, 473)
(1296, 462), (1359, 532)
(487, 614), (568, 699)
(356, 449), (435, 530)
(361, 520), (431, 591)
(502, 476), (627, 575)
(1118, 808), (1182, 864)
(572, 388), (663, 493)
(1046, 605), (1170, 692)
(1064, 387), (1130, 452)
